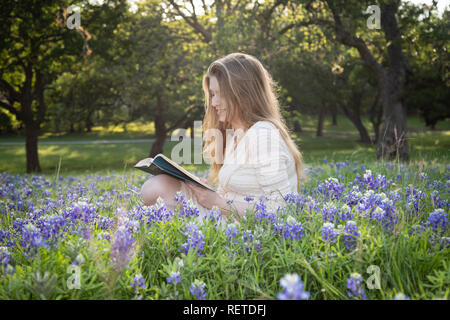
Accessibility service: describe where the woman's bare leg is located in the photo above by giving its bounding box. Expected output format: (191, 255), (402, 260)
(140, 174), (182, 208)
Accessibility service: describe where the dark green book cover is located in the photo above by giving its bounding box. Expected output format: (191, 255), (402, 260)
(134, 153), (215, 192)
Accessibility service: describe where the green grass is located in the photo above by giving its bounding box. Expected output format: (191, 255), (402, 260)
(0, 160), (448, 300)
(0, 116), (448, 174)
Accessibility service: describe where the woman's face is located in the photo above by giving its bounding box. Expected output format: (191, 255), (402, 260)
(209, 76), (227, 122)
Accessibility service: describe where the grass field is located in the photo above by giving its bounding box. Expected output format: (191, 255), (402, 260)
(0, 116), (448, 174)
(0, 115), (448, 300)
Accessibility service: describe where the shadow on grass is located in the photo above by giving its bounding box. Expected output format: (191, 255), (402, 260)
(0, 129), (448, 174)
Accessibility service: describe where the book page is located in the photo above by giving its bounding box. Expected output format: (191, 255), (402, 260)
(135, 158), (154, 167)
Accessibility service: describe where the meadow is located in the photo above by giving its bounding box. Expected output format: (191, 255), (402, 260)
(0, 116), (448, 300)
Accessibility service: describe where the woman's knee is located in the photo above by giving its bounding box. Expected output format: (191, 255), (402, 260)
(140, 174), (181, 206)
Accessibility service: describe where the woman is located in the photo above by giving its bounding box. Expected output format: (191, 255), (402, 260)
(140, 52), (304, 220)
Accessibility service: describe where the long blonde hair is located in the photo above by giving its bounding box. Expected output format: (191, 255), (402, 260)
(202, 52), (305, 193)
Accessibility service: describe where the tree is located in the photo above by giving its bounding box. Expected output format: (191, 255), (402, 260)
(284, 0), (411, 159)
(108, 0), (209, 157)
(400, 2), (449, 129)
(0, 0), (92, 172)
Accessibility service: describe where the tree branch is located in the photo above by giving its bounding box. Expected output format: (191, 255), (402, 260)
(168, 0), (213, 43)
(325, 0), (385, 81)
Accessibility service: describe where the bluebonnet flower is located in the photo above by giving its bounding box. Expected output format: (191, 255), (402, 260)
(254, 195), (271, 221)
(180, 222), (205, 256)
(131, 273), (147, 292)
(353, 170), (391, 192)
(418, 172), (429, 180)
(111, 225), (135, 271)
(190, 280), (207, 300)
(241, 229), (258, 252)
(426, 209), (448, 234)
(150, 197), (175, 223)
(98, 231), (111, 241)
(167, 271), (182, 284)
(338, 204), (353, 222)
(277, 273), (310, 300)
(439, 237), (450, 250)
(343, 221), (360, 250)
(317, 177), (345, 200)
(274, 216), (305, 241)
(21, 223), (48, 251)
(430, 190), (447, 209)
(320, 202), (338, 223)
(175, 191), (200, 219)
(0, 246), (11, 267)
(225, 224), (240, 245)
(244, 196), (254, 202)
(347, 273), (366, 299)
(343, 187), (363, 207)
(404, 185), (426, 213)
(321, 222), (339, 243)
(72, 253), (85, 266)
(392, 293), (411, 300)
(355, 191), (399, 232)
(203, 206), (222, 228)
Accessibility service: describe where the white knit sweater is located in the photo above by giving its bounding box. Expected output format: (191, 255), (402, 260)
(216, 120), (298, 213)
(179, 120), (298, 218)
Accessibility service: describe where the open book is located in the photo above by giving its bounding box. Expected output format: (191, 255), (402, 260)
(134, 153), (215, 192)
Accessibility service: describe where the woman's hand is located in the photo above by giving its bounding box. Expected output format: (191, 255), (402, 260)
(187, 181), (229, 214)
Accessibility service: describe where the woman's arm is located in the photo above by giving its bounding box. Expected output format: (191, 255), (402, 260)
(186, 183), (253, 219)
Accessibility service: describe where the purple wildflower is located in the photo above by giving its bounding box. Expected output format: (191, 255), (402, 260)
(131, 273), (147, 292)
(347, 273), (366, 299)
(167, 271), (182, 284)
(190, 280), (207, 300)
(321, 222), (339, 243)
(426, 209), (448, 234)
(321, 202), (338, 223)
(277, 273), (310, 300)
(392, 293), (411, 300)
(175, 192), (200, 219)
(343, 221), (360, 250)
(338, 204), (353, 222)
(0, 247), (11, 267)
(111, 225), (135, 271)
(317, 177), (345, 200)
(180, 222), (205, 256)
(225, 224), (240, 245)
(274, 216), (305, 241)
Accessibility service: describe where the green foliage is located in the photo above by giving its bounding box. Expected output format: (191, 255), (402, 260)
(0, 158), (448, 299)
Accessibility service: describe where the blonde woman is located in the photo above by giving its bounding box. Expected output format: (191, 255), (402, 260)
(140, 52), (304, 219)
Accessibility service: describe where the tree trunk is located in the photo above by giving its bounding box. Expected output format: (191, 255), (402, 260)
(149, 92), (167, 157)
(369, 91), (382, 144)
(376, 3), (409, 160)
(294, 120), (302, 133)
(25, 122), (41, 173)
(340, 92), (371, 143)
(376, 89), (409, 160)
(316, 100), (326, 137)
(327, 0), (409, 160)
(331, 105), (338, 126)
